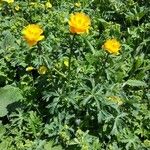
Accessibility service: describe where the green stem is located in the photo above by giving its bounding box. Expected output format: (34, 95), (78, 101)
(102, 53), (109, 69)
(84, 38), (95, 55)
(68, 34), (76, 79)
(53, 68), (66, 79)
(96, 53), (109, 82)
(42, 56), (66, 79)
(102, 53), (109, 79)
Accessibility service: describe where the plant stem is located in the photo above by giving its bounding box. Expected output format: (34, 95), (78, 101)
(96, 53), (109, 82)
(68, 34), (76, 79)
(42, 55), (66, 79)
(53, 68), (66, 79)
(102, 53), (109, 69)
(102, 53), (109, 79)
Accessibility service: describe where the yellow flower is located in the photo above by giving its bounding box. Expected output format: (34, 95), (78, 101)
(3, 0), (14, 3)
(75, 2), (81, 7)
(45, 2), (52, 8)
(38, 66), (47, 75)
(102, 39), (121, 55)
(22, 24), (44, 47)
(63, 58), (69, 67)
(15, 5), (20, 11)
(69, 12), (91, 34)
(26, 66), (34, 72)
(64, 60), (69, 67)
(108, 96), (123, 106)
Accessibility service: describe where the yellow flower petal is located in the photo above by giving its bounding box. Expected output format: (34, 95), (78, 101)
(102, 39), (121, 55)
(64, 60), (69, 67)
(75, 2), (81, 7)
(108, 96), (123, 106)
(68, 12), (91, 34)
(26, 66), (34, 72)
(22, 24), (44, 47)
(15, 5), (20, 11)
(37, 35), (44, 41)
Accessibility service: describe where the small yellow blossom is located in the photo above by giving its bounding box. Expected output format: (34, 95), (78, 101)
(108, 96), (123, 106)
(22, 24), (44, 46)
(45, 2), (52, 8)
(15, 5), (20, 11)
(75, 2), (81, 7)
(38, 66), (47, 75)
(26, 66), (34, 72)
(69, 12), (91, 34)
(3, 0), (14, 4)
(102, 39), (121, 55)
(63, 58), (69, 67)
(64, 60), (69, 67)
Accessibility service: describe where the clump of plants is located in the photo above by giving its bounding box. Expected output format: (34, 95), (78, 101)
(0, 0), (150, 149)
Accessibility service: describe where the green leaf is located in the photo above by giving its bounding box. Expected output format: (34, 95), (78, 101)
(84, 38), (95, 54)
(0, 85), (23, 117)
(44, 140), (63, 150)
(52, 145), (63, 150)
(1, 31), (15, 50)
(44, 141), (53, 150)
(0, 124), (6, 139)
(123, 80), (147, 87)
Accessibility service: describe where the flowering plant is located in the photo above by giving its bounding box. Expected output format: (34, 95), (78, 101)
(0, 1), (149, 150)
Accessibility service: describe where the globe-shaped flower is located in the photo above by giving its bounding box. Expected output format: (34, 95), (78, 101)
(69, 12), (91, 34)
(38, 66), (47, 75)
(22, 24), (44, 46)
(102, 39), (121, 55)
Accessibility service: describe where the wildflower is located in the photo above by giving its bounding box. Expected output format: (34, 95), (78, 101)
(75, 2), (81, 7)
(15, 5), (20, 11)
(3, 0), (14, 3)
(26, 66), (34, 72)
(38, 66), (47, 75)
(22, 24), (44, 46)
(63, 58), (69, 67)
(69, 12), (91, 34)
(45, 2), (52, 8)
(102, 39), (121, 55)
(108, 96), (123, 106)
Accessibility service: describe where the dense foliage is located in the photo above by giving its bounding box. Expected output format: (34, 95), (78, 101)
(0, 0), (150, 149)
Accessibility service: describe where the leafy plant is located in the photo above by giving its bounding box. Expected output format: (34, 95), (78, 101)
(0, 85), (22, 117)
(0, 0), (149, 149)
